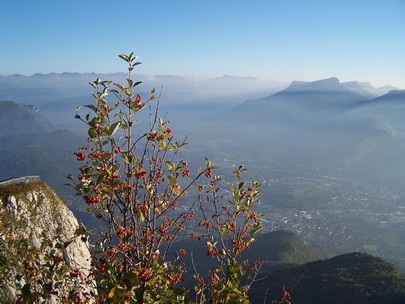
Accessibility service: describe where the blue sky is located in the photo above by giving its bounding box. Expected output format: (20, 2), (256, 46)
(1, 0), (404, 88)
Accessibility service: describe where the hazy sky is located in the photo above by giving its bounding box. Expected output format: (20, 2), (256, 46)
(1, 0), (404, 88)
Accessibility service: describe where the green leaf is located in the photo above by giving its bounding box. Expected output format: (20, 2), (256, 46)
(165, 161), (176, 171)
(249, 223), (262, 236)
(128, 120), (139, 127)
(205, 157), (216, 169)
(175, 141), (187, 148)
(159, 138), (166, 149)
(122, 152), (132, 164)
(100, 151), (112, 162)
(89, 81), (97, 89)
(100, 86), (109, 98)
(126, 77), (133, 88)
(168, 176), (178, 187)
(88, 127), (96, 138)
(118, 54), (128, 62)
(97, 173), (106, 185)
(110, 121), (121, 136)
(84, 104), (98, 112)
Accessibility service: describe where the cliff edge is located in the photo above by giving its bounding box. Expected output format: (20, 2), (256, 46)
(0, 180), (93, 302)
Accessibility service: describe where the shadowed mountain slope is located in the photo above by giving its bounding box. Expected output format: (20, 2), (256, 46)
(249, 252), (405, 304)
(0, 100), (55, 137)
(0, 129), (82, 196)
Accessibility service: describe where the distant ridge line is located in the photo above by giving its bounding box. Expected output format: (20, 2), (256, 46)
(0, 176), (41, 186)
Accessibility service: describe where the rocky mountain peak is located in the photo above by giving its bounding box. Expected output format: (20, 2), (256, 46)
(287, 77), (341, 92)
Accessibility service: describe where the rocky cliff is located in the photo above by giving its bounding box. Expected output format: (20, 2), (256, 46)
(0, 181), (94, 303)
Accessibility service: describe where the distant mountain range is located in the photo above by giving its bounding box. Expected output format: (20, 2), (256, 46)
(2, 75), (404, 188)
(220, 77), (405, 188)
(233, 77), (402, 119)
(2, 75), (405, 191)
(0, 72), (280, 106)
(2, 77), (405, 303)
(230, 77), (405, 147)
(341, 80), (397, 98)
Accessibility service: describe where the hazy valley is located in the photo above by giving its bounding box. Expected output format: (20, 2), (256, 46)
(1, 73), (405, 302)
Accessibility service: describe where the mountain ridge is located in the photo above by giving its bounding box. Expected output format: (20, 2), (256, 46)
(0, 100), (55, 137)
(249, 252), (405, 304)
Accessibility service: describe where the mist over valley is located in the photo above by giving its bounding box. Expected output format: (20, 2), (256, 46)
(1, 73), (405, 275)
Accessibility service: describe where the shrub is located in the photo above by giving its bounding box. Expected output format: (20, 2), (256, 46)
(72, 52), (263, 303)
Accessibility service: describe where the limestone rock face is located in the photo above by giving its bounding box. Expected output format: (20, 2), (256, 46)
(0, 182), (94, 302)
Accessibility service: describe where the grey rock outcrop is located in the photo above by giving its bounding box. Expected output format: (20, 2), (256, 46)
(0, 181), (94, 303)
